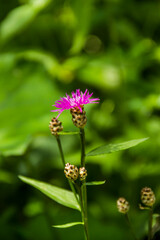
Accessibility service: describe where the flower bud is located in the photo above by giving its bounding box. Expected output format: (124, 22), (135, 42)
(117, 197), (130, 214)
(141, 187), (155, 207)
(70, 106), (87, 128)
(49, 117), (63, 135)
(79, 167), (87, 181)
(64, 163), (79, 181)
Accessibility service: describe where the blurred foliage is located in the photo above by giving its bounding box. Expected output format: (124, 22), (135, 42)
(0, 0), (160, 239)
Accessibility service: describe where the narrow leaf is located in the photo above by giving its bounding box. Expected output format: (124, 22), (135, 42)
(17, 50), (59, 77)
(19, 176), (80, 211)
(86, 138), (149, 156)
(58, 131), (79, 135)
(0, 0), (51, 44)
(53, 222), (84, 228)
(85, 180), (106, 186)
(0, 5), (36, 43)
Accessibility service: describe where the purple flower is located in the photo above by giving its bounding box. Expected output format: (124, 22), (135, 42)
(51, 89), (100, 118)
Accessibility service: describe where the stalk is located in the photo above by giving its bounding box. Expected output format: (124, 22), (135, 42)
(125, 213), (138, 240)
(148, 208), (153, 240)
(55, 135), (80, 207)
(56, 135), (65, 166)
(75, 183), (87, 239)
(80, 128), (85, 167)
(79, 128), (89, 240)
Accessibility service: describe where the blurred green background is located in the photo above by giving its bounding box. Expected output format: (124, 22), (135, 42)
(0, 0), (160, 239)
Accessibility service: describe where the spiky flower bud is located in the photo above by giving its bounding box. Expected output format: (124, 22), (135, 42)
(70, 106), (87, 128)
(141, 187), (155, 207)
(64, 163), (79, 181)
(49, 117), (63, 135)
(79, 167), (87, 181)
(117, 197), (130, 214)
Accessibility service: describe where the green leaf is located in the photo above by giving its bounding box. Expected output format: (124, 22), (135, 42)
(58, 131), (79, 135)
(0, 170), (15, 184)
(0, 0), (51, 44)
(0, 5), (36, 43)
(85, 180), (106, 186)
(53, 222), (84, 228)
(0, 63), (61, 156)
(19, 176), (80, 211)
(86, 138), (149, 156)
(17, 50), (59, 77)
(0, 135), (32, 157)
(29, 0), (51, 10)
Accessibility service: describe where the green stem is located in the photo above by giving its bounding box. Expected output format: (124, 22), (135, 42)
(55, 135), (65, 166)
(148, 208), (153, 240)
(75, 183), (88, 240)
(81, 183), (89, 240)
(79, 128), (89, 240)
(125, 214), (138, 240)
(75, 183), (85, 218)
(80, 128), (85, 167)
(69, 181), (80, 207)
(55, 135), (80, 207)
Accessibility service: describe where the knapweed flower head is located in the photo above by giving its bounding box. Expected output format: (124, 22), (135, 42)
(49, 117), (63, 136)
(79, 167), (87, 181)
(51, 89), (100, 118)
(117, 197), (130, 214)
(64, 163), (79, 182)
(141, 187), (155, 207)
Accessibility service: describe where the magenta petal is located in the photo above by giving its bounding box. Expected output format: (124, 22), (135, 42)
(51, 89), (100, 118)
(78, 106), (83, 112)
